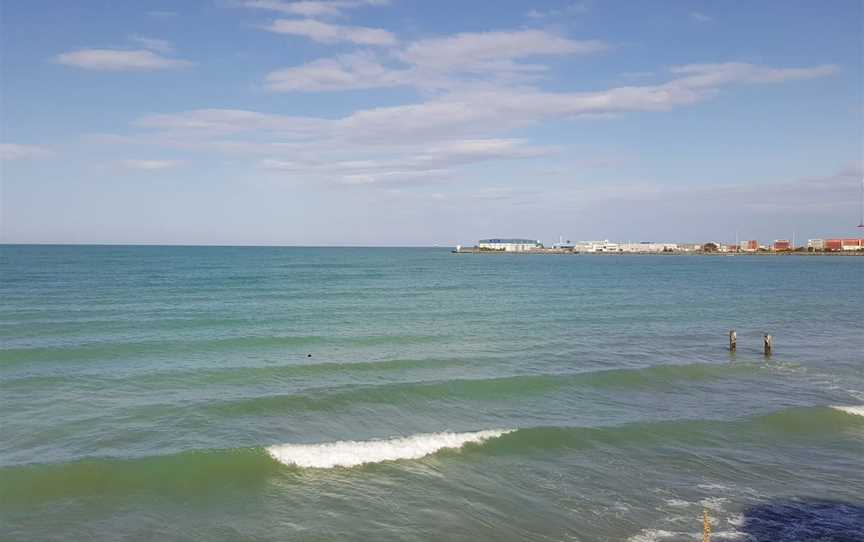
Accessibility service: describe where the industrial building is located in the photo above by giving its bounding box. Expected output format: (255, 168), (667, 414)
(827, 239), (863, 251)
(573, 240), (619, 253)
(808, 239), (863, 251)
(619, 242), (679, 253)
(477, 238), (543, 252)
(773, 240), (792, 251)
(453, 236), (863, 255)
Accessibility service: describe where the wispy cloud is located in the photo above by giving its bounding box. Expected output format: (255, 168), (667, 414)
(668, 62), (839, 86)
(527, 2), (591, 19)
(259, 62), (841, 139)
(136, 61), (840, 146)
(129, 36), (174, 54)
(112, 61), (838, 190)
(397, 30), (606, 72)
(136, 63), (837, 149)
(265, 51), (411, 91)
(135, 108), (329, 137)
(690, 11), (713, 23)
(54, 49), (192, 71)
(262, 18), (397, 45)
(620, 71), (654, 79)
(0, 143), (51, 161)
(119, 159), (181, 170)
(147, 10), (178, 18)
(258, 139), (552, 185)
(239, 0), (389, 17)
(264, 30), (607, 92)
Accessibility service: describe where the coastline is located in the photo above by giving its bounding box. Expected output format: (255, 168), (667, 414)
(452, 248), (864, 256)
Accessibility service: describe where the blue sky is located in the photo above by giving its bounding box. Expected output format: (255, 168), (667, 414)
(1, 0), (862, 245)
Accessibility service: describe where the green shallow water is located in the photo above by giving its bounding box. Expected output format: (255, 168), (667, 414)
(1, 246), (862, 541)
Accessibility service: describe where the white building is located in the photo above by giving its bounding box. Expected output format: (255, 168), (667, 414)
(619, 242), (678, 253)
(552, 236), (575, 250)
(478, 238), (542, 251)
(574, 240), (621, 253)
(807, 239), (825, 250)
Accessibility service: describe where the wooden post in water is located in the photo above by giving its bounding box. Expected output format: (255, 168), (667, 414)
(703, 509), (711, 542)
(763, 334), (773, 357)
(728, 330), (737, 352)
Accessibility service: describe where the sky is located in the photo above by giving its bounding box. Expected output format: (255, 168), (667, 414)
(1, 0), (862, 246)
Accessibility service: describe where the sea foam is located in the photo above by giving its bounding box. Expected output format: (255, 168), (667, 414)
(831, 405), (864, 417)
(266, 429), (514, 468)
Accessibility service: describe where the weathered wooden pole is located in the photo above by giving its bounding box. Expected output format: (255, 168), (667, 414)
(763, 334), (773, 356)
(729, 330), (737, 352)
(703, 509), (712, 542)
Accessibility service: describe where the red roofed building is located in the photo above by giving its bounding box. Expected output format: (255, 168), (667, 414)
(824, 239), (863, 251)
(773, 240), (792, 251)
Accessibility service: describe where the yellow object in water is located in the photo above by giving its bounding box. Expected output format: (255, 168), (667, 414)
(702, 509), (711, 542)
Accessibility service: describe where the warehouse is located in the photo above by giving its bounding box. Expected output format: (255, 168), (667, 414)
(478, 238), (542, 252)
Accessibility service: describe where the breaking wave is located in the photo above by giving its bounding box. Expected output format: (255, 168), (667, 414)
(266, 429), (514, 468)
(831, 405), (864, 417)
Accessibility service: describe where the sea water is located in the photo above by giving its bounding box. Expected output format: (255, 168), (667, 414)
(1, 246), (862, 541)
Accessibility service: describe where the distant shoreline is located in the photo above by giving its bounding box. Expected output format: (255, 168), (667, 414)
(1, 244), (862, 255)
(454, 251), (864, 256)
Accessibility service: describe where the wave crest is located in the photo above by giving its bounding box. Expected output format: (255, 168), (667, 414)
(832, 405), (864, 417)
(266, 429), (514, 468)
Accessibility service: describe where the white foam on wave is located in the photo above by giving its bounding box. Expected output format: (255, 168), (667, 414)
(626, 529), (677, 542)
(831, 405), (864, 417)
(266, 429), (514, 468)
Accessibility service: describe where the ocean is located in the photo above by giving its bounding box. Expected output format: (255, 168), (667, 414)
(1, 245), (862, 541)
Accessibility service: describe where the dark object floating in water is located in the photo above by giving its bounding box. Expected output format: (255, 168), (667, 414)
(307, 354), (312, 358)
(739, 499), (864, 542)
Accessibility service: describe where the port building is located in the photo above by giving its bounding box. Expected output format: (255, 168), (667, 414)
(478, 238), (542, 252)
(807, 239), (862, 251)
(619, 242), (679, 253)
(573, 240), (619, 253)
(826, 239), (863, 251)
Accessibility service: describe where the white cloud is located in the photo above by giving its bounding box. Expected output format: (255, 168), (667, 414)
(264, 30), (607, 92)
(129, 36), (174, 53)
(690, 11), (712, 23)
(115, 60), (838, 190)
(257, 138), (551, 185)
(136, 60), (839, 147)
(620, 71), (654, 79)
(139, 61), (840, 145)
(0, 143), (51, 161)
(120, 159), (181, 170)
(54, 49), (192, 71)
(263, 18), (397, 45)
(669, 62), (840, 87)
(398, 30), (606, 73)
(265, 51), (411, 91)
(244, 0), (341, 16)
(239, 0), (389, 17)
(527, 2), (590, 19)
(135, 108), (329, 137)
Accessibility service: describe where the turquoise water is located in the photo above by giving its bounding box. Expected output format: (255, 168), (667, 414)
(1, 246), (862, 541)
